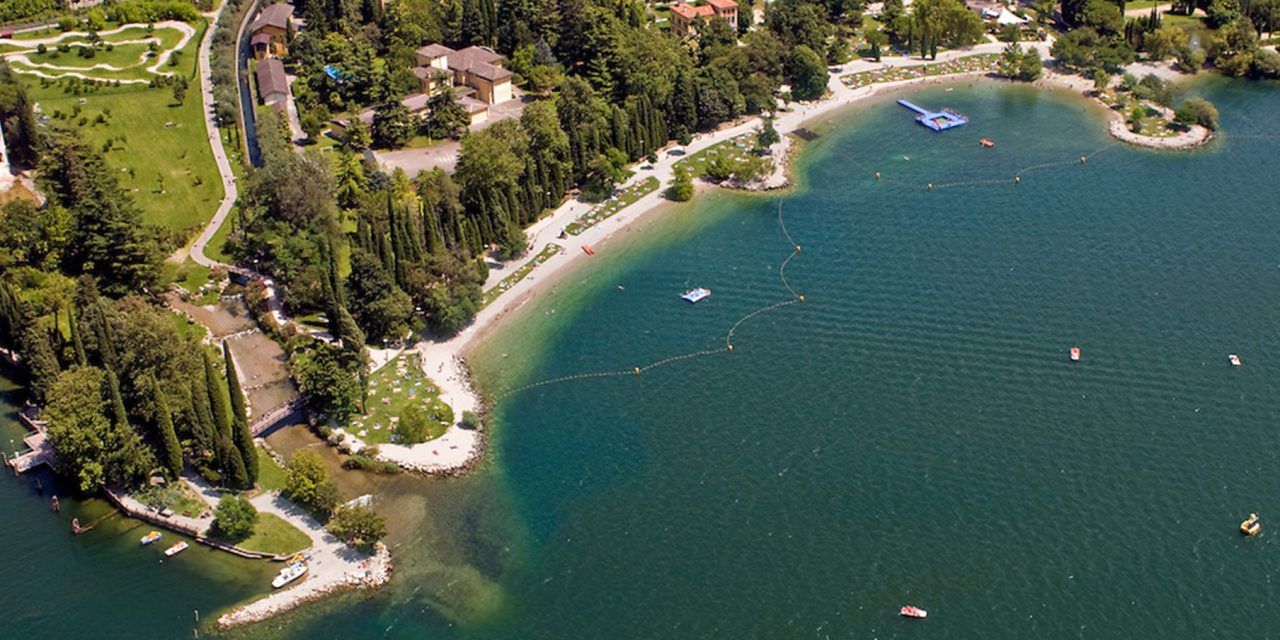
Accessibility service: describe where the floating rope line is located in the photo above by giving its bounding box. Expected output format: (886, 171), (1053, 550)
(494, 201), (806, 400)
(838, 142), (1120, 192)
(495, 142), (1142, 400)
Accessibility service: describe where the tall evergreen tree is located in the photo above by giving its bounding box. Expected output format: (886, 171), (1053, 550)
(223, 342), (258, 484)
(104, 369), (130, 431)
(150, 376), (183, 478)
(204, 349), (232, 436)
(219, 435), (249, 489)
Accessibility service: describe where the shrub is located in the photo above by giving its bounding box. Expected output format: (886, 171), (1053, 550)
(284, 449), (340, 518)
(666, 167), (694, 201)
(460, 410), (481, 429)
(213, 494), (258, 541)
(395, 407), (429, 444)
(1174, 97), (1219, 130)
(327, 504), (387, 553)
(341, 455), (402, 474)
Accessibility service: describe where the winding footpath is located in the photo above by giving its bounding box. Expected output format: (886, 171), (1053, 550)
(190, 0), (239, 271)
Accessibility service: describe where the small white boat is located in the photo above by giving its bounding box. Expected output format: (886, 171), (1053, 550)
(164, 541), (188, 557)
(272, 562), (308, 588)
(1070, 346), (1081, 362)
(900, 604), (928, 619)
(681, 288), (711, 303)
(1229, 354), (1242, 367)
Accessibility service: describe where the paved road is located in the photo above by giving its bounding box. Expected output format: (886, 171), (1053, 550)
(191, 0), (238, 271)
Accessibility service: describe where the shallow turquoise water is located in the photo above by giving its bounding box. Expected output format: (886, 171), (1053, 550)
(5, 78), (1280, 638)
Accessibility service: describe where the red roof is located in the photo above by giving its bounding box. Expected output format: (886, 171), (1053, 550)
(706, 0), (737, 9)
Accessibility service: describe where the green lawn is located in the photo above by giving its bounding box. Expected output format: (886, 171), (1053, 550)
(671, 133), (756, 178)
(24, 21), (222, 239)
(8, 25), (191, 83)
(347, 352), (453, 446)
(841, 53), (1001, 90)
(480, 243), (564, 307)
(256, 448), (287, 492)
(563, 176), (660, 235)
(231, 513), (310, 556)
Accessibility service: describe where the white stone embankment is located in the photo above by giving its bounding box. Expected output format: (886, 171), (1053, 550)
(215, 492), (393, 629)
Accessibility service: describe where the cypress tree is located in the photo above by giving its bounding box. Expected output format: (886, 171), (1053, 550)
(150, 376), (183, 478)
(218, 435), (249, 489)
(223, 342), (258, 484)
(19, 306), (60, 404)
(68, 305), (87, 366)
(204, 349), (231, 436)
(104, 369), (130, 431)
(189, 375), (218, 451)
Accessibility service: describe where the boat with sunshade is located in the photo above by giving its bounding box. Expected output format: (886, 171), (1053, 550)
(1070, 346), (1081, 361)
(140, 531), (162, 546)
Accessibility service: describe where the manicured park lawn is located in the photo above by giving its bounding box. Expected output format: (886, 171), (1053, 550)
(348, 353), (453, 445)
(480, 243), (564, 307)
(21, 20), (221, 237)
(563, 176), (660, 235)
(230, 513), (310, 556)
(672, 133), (756, 178)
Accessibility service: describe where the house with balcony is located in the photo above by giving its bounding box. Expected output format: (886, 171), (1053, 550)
(669, 0), (738, 38)
(249, 3), (294, 60)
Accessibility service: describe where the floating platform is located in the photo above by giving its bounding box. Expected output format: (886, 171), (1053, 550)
(898, 99), (968, 131)
(681, 288), (711, 303)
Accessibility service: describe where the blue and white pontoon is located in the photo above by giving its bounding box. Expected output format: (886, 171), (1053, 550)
(681, 288), (711, 303)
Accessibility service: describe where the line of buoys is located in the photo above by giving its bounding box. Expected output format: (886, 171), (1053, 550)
(843, 142), (1118, 192)
(494, 200), (808, 401)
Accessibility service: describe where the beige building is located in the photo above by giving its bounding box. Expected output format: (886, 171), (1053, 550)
(249, 3), (294, 60)
(669, 0), (738, 38)
(412, 44), (513, 105)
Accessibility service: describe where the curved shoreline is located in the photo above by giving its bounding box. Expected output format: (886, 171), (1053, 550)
(368, 50), (1215, 476)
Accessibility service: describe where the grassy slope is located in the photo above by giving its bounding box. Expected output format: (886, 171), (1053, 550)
(256, 448), (287, 492)
(22, 20), (221, 237)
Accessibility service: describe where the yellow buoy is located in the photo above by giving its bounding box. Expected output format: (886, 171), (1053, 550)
(795, 245), (802, 252)
(633, 367), (640, 375)
(727, 344), (734, 352)
(1080, 155), (1087, 164)
(1015, 175), (1021, 184)
(927, 183), (934, 190)
(798, 295), (805, 302)
(874, 172), (881, 180)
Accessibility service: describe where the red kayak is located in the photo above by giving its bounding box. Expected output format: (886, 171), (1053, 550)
(582, 244), (595, 255)
(900, 605), (928, 619)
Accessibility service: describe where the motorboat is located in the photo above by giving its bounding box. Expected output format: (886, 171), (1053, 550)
(272, 562), (309, 588)
(900, 605), (928, 619)
(1241, 513), (1261, 536)
(1070, 346), (1081, 362)
(681, 288), (711, 303)
(140, 531), (162, 546)
(1229, 354), (1242, 367)
(164, 541), (189, 557)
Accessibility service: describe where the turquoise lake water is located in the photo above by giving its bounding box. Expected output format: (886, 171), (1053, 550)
(4, 77), (1280, 638)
